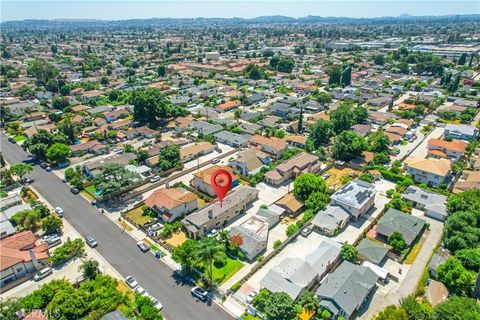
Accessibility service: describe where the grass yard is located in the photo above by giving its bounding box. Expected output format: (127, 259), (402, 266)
(117, 280), (135, 301)
(405, 243), (422, 264)
(80, 190), (95, 202)
(118, 219), (133, 231)
(85, 185), (103, 197)
(13, 135), (26, 142)
(124, 206), (151, 226)
(211, 257), (244, 285)
(241, 312), (261, 320)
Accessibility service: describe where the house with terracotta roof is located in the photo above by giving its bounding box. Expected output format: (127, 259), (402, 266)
(249, 135), (287, 159)
(145, 187), (198, 222)
(0, 231), (49, 288)
(404, 157), (452, 187)
(215, 100), (241, 113)
(427, 138), (468, 161)
(180, 142), (214, 162)
(265, 152), (322, 186)
(69, 140), (108, 156)
(191, 165), (239, 197)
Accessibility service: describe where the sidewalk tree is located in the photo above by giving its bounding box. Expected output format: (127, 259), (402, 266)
(79, 259), (100, 280)
(42, 215), (63, 234)
(264, 292), (296, 320)
(172, 239), (198, 271)
(9, 163), (33, 183)
(46, 143), (71, 164)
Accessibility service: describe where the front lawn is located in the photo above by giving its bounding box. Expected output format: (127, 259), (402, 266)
(85, 184), (103, 197)
(241, 312), (261, 320)
(13, 135), (26, 142)
(211, 257), (244, 285)
(124, 206), (152, 226)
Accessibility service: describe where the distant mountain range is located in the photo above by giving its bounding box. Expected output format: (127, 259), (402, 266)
(2, 14), (479, 30)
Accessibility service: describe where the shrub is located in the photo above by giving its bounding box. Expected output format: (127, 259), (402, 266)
(273, 240), (282, 250)
(49, 239), (85, 265)
(286, 224), (299, 237)
(231, 282), (242, 292)
(257, 255), (264, 263)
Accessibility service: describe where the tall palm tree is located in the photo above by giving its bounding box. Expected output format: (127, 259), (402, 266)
(195, 237), (225, 285)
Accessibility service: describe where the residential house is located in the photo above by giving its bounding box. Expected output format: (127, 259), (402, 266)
(1, 194), (23, 211)
(427, 138), (468, 161)
(1, 204), (31, 239)
(404, 157), (452, 187)
(444, 124), (479, 141)
(330, 179), (376, 221)
(3, 100), (42, 116)
(145, 187), (198, 222)
(357, 238), (389, 265)
(237, 121), (262, 135)
(0, 231), (49, 287)
(191, 165), (239, 197)
(426, 280), (449, 306)
(351, 124), (372, 137)
(286, 135), (308, 149)
(245, 93), (267, 105)
(258, 115), (282, 128)
(83, 153), (136, 177)
(189, 120), (223, 136)
(368, 111), (392, 125)
(70, 140), (108, 156)
(402, 185), (448, 221)
(264, 153), (321, 186)
(230, 215), (269, 260)
(428, 248), (451, 278)
(213, 131), (250, 148)
(311, 205), (350, 235)
(182, 186), (258, 238)
(229, 148), (270, 176)
(275, 193), (304, 217)
(375, 208), (426, 247)
(261, 238), (342, 300)
(316, 261), (379, 319)
(249, 135), (287, 159)
(215, 100), (241, 113)
(453, 170), (480, 193)
(180, 142), (214, 162)
(255, 205), (285, 228)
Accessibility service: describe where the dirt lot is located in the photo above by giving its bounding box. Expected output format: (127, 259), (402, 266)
(165, 230), (188, 247)
(325, 167), (360, 189)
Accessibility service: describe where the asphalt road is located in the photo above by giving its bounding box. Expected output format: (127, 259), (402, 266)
(0, 133), (232, 320)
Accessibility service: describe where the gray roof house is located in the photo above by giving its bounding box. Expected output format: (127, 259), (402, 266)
(312, 205), (350, 235)
(376, 208), (426, 246)
(444, 124), (479, 141)
(330, 179), (376, 221)
(402, 185), (448, 221)
(260, 238), (341, 300)
(230, 215), (269, 260)
(188, 120), (223, 136)
(357, 238), (389, 265)
(428, 248), (451, 278)
(316, 261), (379, 319)
(213, 131), (250, 147)
(256, 205), (285, 228)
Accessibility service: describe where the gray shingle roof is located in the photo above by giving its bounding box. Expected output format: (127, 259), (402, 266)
(402, 185), (447, 207)
(357, 238), (389, 265)
(376, 208), (426, 246)
(312, 205), (350, 233)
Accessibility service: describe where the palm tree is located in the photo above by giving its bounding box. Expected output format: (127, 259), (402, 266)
(79, 259), (100, 280)
(195, 237), (225, 285)
(217, 229), (231, 248)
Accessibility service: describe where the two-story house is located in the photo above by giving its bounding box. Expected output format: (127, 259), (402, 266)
(145, 187), (198, 222)
(191, 165), (239, 197)
(444, 124), (479, 141)
(404, 157), (452, 187)
(427, 138), (468, 161)
(330, 179), (376, 221)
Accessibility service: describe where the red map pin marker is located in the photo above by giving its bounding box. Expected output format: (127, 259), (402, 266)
(211, 169), (232, 206)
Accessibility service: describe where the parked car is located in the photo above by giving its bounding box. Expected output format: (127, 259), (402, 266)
(191, 286), (208, 301)
(214, 147), (222, 153)
(34, 267), (53, 281)
(8, 137), (15, 143)
(135, 286), (148, 296)
(322, 174), (330, 180)
(246, 290), (258, 304)
(150, 175), (161, 183)
(43, 235), (62, 247)
(70, 187), (80, 194)
(85, 236), (98, 248)
(207, 229), (218, 238)
(301, 227), (312, 237)
(23, 177), (33, 184)
(137, 241), (150, 253)
(212, 159), (220, 164)
(125, 276), (138, 288)
(147, 223), (163, 237)
(150, 297), (163, 311)
(54, 207), (64, 217)
(46, 166), (52, 172)
(40, 162), (48, 169)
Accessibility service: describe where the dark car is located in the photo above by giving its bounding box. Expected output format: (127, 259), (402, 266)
(8, 137), (15, 143)
(40, 162), (48, 169)
(70, 187), (80, 194)
(23, 177), (33, 184)
(191, 287), (208, 302)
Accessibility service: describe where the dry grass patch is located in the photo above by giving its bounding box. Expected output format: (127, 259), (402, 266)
(165, 230), (188, 247)
(124, 206), (151, 226)
(325, 167), (359, 189)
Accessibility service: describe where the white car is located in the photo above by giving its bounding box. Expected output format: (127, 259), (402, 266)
(246, 290), (258, 304)
(34, 267), (53, 281)
(125, 276), (138, 288)
(135, 286), (148, 296)
(150, 175), (161, 183)
(150, 297), (163, 311)
(54, 207), (64, 217)
(207, 229), (218, 238)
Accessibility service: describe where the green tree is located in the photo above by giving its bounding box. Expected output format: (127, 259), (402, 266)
(308, 119), (333, 148)
(375, 305), (408, 320)
(195, 237), (226, 284)
(42, 215), (63, 234)
(297, 291), (319, 312)
(172, 239), (198, 271)
(388, 231), (406, 252)
(46, 143), (71, 164)
(0, 298), (21, 320)
(330, 102), (356, 133)
(444, 210), (479, 253)
(457, 52), (467, 65)
(157, 64), (166, 77)
(136, 295), (163, 320)
(217, 229), (231, 248)
(399, 295), (433, 320)
(157, 144), (181, 171)
(252, 288), (270, 311)
(26, 58), (59, 85)
(332, 130), (367, 161)
(264, 292), (296, 320)
(436, 257), (476, 295)
(340, 243), (358, 263)
(275, 57), (295, 73)
(305, 191), (330, 212)
(11, 209), (41, 232)
(293, 173), (326, 201)
(79, 259), (100, 280)
(129, 87), (171, 126)
(433, 296), (480, 320)
(327, 65), (342, 85)
(9, 163), (33, 183)
(93, 163), (141, 197)
(315, 92), (333, 105)
(341, 66), (352, 86)
(136, 149), (149, 163)
(455, 248), (480, 271)
(374, 54), (385, 65)
(369, 130), (391, 153)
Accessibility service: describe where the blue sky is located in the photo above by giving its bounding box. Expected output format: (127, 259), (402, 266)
(1, 1), (479, 21)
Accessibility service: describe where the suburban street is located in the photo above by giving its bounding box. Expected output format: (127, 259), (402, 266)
(0, 133), (233, 320)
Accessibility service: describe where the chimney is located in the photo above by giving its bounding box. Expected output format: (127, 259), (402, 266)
(29, 249), (41, 270)
(208, 209), (213, 219)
